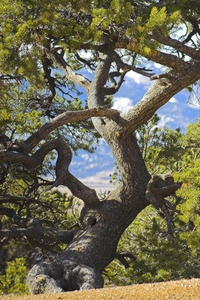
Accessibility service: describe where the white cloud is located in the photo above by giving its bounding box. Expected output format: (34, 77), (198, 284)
(70, 153), (96, 168)
(81, 153), (98, 163)
(169, 97), (177, 103)
(70, 161), (84, 168)
(79, 169), (117, 192)
(112, 97), (133, 112)
(158, 115), (174, 127)
(126, 71), (152, 87)
(81, 153), (90, 160)
(153, 62), (163, 69)
(85, 163), (98, 170)
(78, 49), (93, 60)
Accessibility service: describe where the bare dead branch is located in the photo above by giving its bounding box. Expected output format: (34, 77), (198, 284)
(151, 31), (200, 60)
(75, 52), (96, 71)
(45, 50), (91, 92)
(108, 71), (121, 87)
(105, 49), (155, 77)
(105, 70), (127, 95)
(0, 224), (76, 245)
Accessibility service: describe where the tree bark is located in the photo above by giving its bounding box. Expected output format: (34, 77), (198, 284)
(26, 49), (200, 293)
(26, 55), (152, 294)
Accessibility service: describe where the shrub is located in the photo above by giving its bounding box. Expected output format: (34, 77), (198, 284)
(0, 257), (30, 295)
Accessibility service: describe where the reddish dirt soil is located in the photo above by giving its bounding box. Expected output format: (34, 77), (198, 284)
(1, 278), (200, 300)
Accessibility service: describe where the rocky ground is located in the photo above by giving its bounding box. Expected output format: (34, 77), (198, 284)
(1, 278), (200, 300)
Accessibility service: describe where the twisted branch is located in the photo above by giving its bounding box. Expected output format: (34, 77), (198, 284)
(0, 138), (100, 206)
(105, 70), (128, 95)
(23, 107), (120, 152)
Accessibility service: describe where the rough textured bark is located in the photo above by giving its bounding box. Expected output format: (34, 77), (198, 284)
(25, 50), (200, 293)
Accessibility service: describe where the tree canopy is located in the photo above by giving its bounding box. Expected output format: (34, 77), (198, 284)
(0, 0), (200, 295)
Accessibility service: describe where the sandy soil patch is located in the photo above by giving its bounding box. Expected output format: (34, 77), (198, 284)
(1, 278), (200, 300)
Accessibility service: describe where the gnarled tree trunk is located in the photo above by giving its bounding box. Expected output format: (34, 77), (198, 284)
(26, 136), (150, 293)
(26, 54), (187, 294)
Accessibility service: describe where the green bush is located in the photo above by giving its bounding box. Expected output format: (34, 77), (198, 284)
(0, 257), (30, 295)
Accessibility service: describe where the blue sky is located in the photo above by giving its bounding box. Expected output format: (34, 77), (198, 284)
(63, 64), (200, 194)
